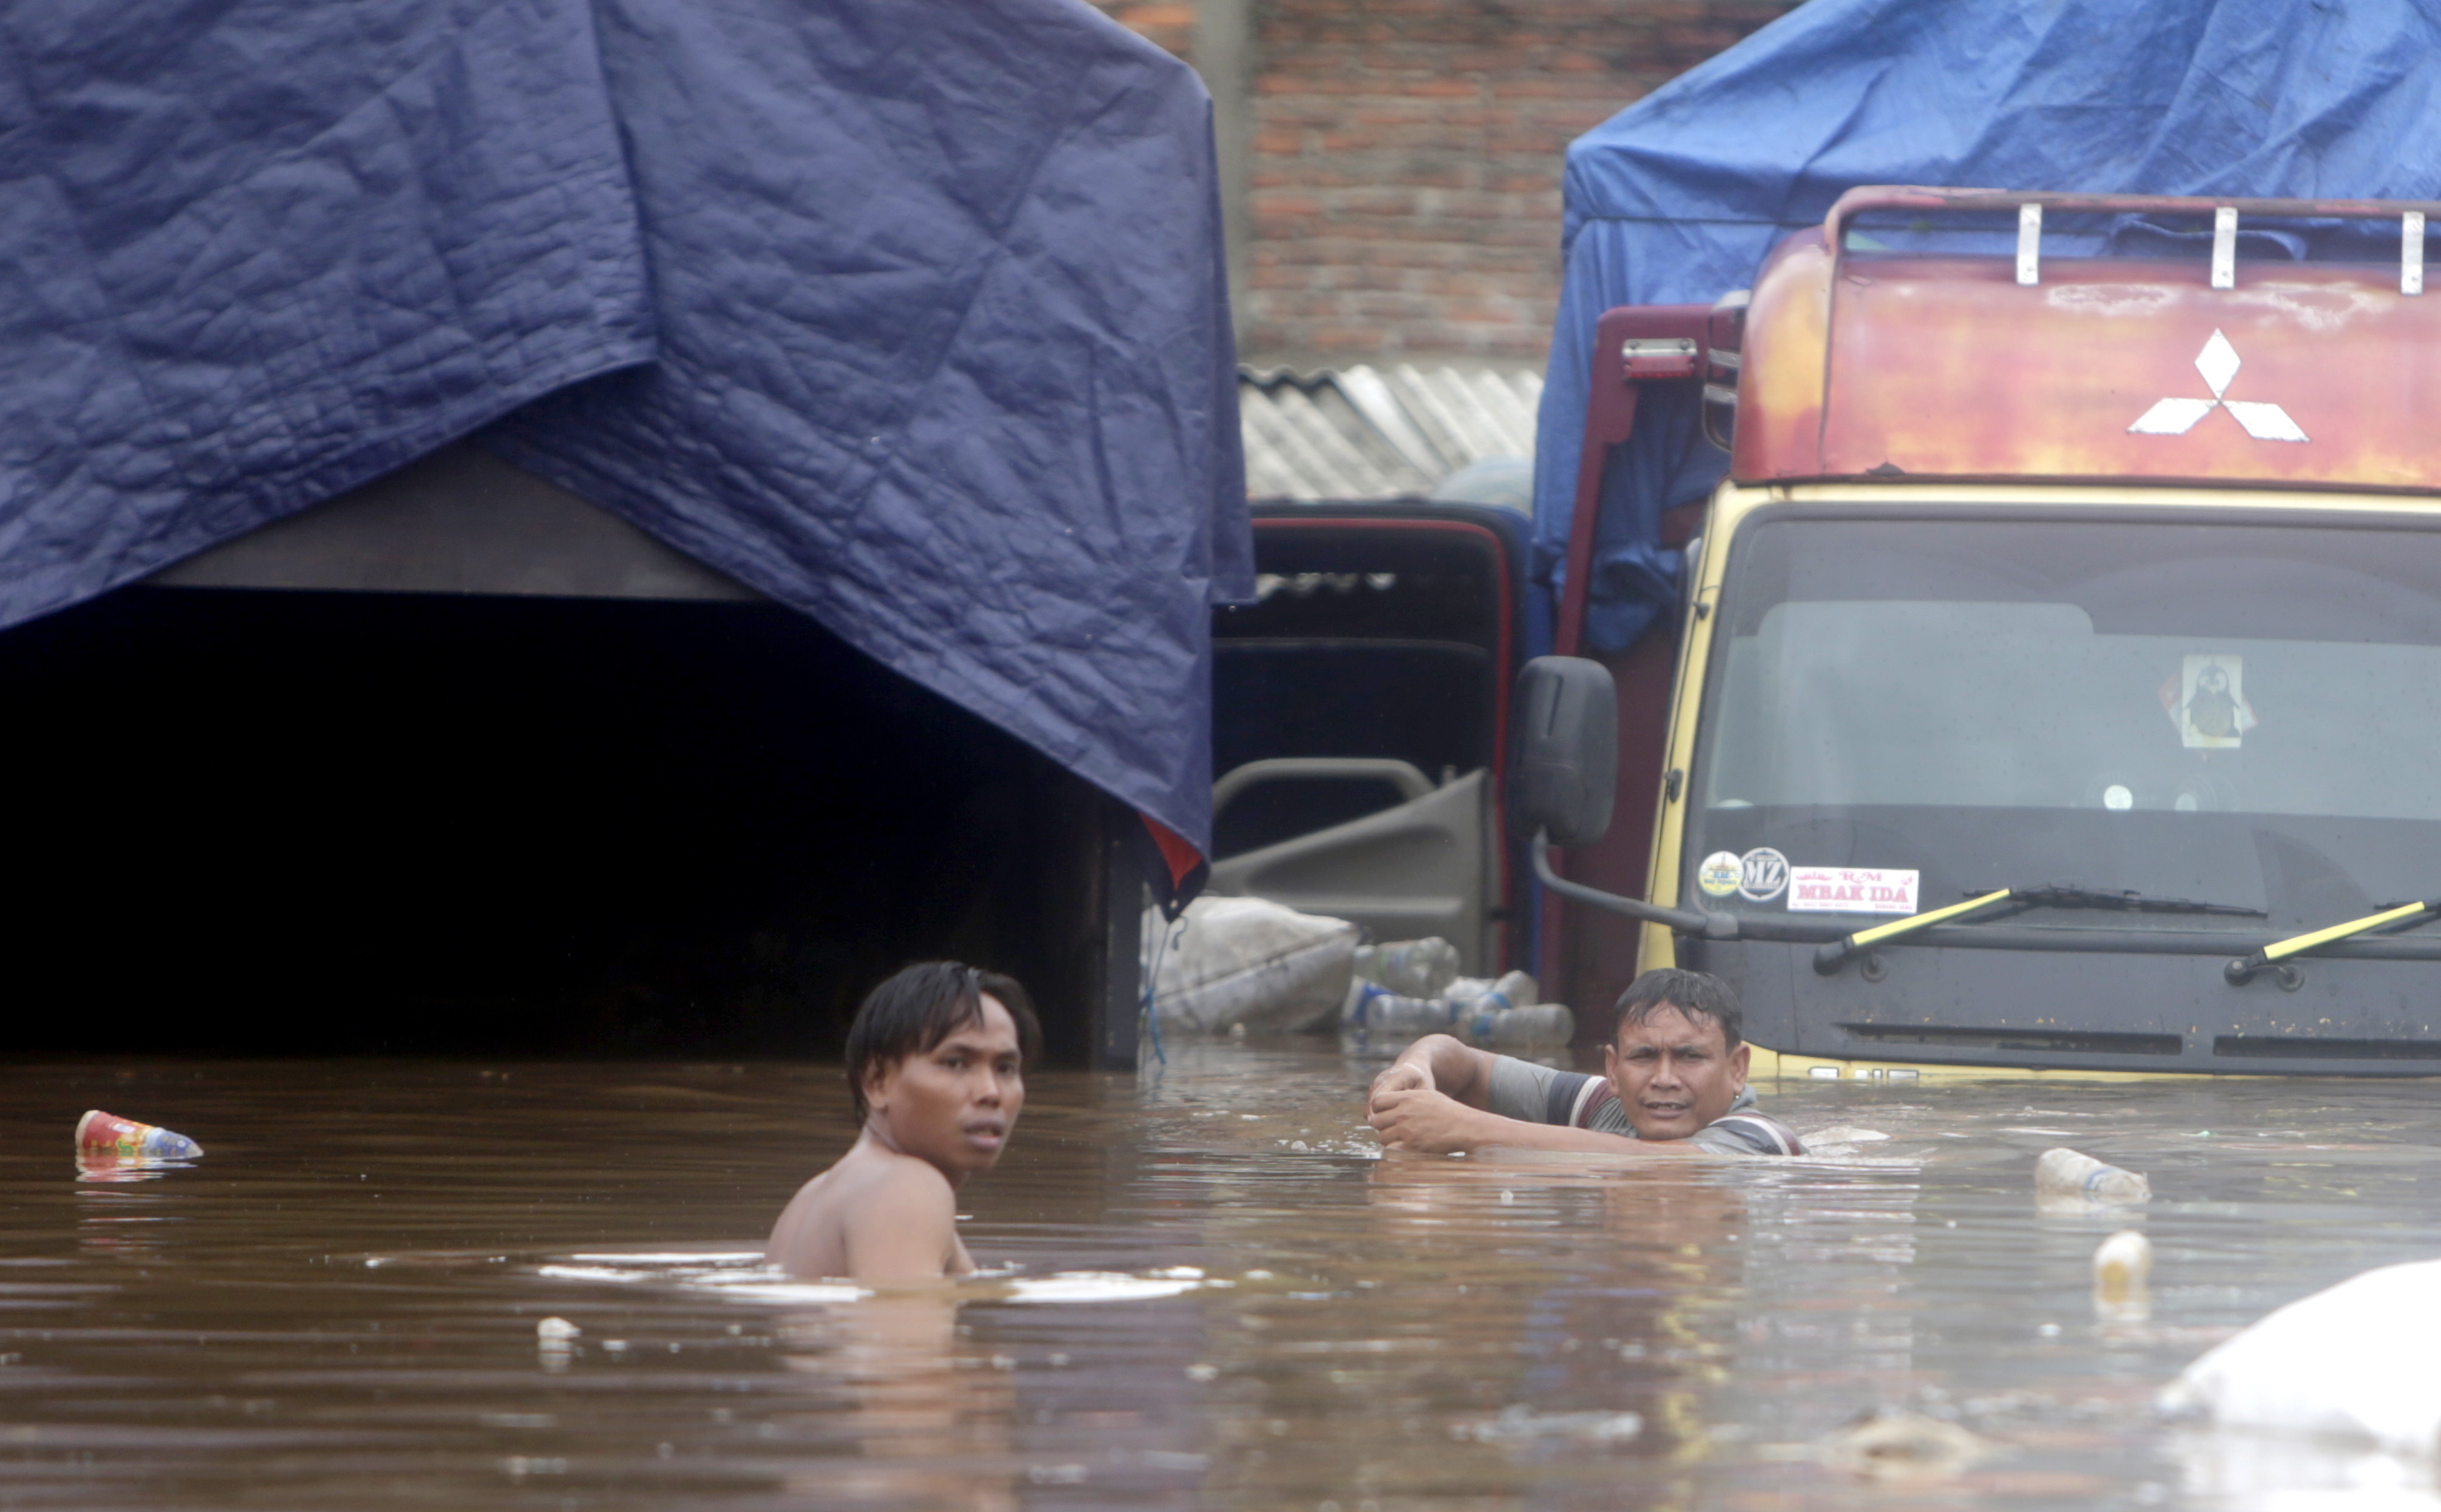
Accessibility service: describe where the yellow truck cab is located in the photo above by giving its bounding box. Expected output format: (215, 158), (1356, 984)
(1534, 188), (2441, 1079)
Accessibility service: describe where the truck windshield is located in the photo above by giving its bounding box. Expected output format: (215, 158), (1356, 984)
(1688, 513), (2441, 932)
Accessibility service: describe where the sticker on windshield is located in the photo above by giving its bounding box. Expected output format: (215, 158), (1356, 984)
(2160, 654), (2257, 749)
(1736, 847), (1788, 902)
(1696, 852), (1743, 898)
(1788, 866), (1920, 914)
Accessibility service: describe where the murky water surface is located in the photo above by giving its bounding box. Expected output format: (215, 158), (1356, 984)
(5, 1050), (2440, 1509)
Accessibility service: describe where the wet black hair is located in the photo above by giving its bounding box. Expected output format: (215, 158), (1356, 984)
(1613, 967), (1744, 1051)
(844, 962), (1042, 1122)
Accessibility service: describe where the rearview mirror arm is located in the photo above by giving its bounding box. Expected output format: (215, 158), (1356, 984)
(1532, 831), (1740, 939)
(1531, 832), (1845, 945)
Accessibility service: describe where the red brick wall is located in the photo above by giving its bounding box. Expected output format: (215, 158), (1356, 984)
(1250, 1), (1798, 364)
(1090, 0), (1803, 366)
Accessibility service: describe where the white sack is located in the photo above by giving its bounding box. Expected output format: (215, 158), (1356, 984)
(1143, 896), (1358, 1035)
(2158, 1258), (2441, 1455)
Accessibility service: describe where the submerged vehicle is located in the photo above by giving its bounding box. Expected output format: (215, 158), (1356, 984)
(1536, 188), (2441, 1078)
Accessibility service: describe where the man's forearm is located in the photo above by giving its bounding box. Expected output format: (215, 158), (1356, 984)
(1465, 1114), (1702, 1157)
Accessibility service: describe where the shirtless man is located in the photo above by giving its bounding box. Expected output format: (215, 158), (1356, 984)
(1366, 967), (1802, 1156)
(768, 962), (1040, 1281)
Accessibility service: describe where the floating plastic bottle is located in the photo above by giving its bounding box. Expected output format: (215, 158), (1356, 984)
(1466, 1001), (1575, 1049)
(1342, 982), (1459, 1042)
(1352, 938), (1461, 999)
(1343, 982), (1572, 1049)
(75, 1110), (204, 1162)
(2093, 1229), (2153, 1321)
(1444, 970), (1540, 1016)
(2036, 1146), (2150, 1204)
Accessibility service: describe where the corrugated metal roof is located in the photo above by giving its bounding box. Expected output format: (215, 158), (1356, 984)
(1240, 363), (1541, 504)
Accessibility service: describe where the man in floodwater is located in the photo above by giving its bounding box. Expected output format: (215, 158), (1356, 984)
(768, 962), (1041, 1280)
(1366, 967), (1803, 1156)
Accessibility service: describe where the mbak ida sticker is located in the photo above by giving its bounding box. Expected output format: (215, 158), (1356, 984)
(1786, 866), (1920, 915)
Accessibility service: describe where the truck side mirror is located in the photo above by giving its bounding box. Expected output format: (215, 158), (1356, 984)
(1510, 656), (1618, 846)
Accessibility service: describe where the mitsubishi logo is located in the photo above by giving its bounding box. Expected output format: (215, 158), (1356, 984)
(2128, 330), (2308, 442)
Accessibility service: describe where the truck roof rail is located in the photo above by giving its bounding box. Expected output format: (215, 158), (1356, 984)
(1827, 186), (2436, 295)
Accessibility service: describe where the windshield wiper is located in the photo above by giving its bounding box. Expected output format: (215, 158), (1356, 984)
(2224, 898), (2441, 986)
(2007, 884), (2266, 918)
(1813, 884), (2266, 975)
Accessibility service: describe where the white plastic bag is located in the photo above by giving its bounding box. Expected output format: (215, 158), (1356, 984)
(1143, 896), (1359, 1035)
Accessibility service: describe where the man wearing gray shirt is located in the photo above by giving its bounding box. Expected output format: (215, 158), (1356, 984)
(1366, 967), (1802, 1156)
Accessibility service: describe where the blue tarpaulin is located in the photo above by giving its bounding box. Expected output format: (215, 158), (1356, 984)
(1, 0), (1249, 853)
(1533, 0), (2441, 652)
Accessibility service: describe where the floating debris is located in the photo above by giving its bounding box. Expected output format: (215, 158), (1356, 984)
(1455, 1405), (1643, 1446)
(1805, 1126), (1891, 1146)
(2036, 1147), (2150, 1206)
(1812, 1407), (1990, 1481)
(534, 1316), (579, 1374)
(2158, 1258), (2441, 1456)
(2094, 1230), (2153, 1321)
(75, 1110), (203, 1163)
(1003, 1272), (1203, 1304)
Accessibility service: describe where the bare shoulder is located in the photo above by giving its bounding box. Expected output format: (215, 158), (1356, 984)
(768, 1146), (963, 1282)
(847, 1152), (958, 1223)
(765, 1164), (849, 1279)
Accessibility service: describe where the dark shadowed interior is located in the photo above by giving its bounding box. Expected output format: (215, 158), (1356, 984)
(0, 587), (1128, 1059)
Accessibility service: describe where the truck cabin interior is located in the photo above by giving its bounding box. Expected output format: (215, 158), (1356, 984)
(4, 448), (1133, 1061)
(1211, 504), (1527, 972)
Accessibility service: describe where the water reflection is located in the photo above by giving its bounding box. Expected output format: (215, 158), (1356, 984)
(73, 1162), (183, 1266)
(778, 1294), (1016, 1511)
(73, 1155), (188, 1185)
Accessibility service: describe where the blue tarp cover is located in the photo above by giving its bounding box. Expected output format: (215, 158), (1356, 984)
(2, 0), (1249, 851)
(1534, 0), (2441, 652)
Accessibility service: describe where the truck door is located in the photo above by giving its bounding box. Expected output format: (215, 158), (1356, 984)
(1207, 759), (1492, 963)
(1205, 506), (1526, 973)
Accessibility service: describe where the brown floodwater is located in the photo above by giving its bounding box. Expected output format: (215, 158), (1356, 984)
(6, 1048), (2441, 1510)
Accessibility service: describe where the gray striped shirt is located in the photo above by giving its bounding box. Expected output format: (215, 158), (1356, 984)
(1484, 1056), (1803, 1156)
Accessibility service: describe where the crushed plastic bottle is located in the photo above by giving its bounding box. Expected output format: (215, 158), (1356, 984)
(2036, 1146), (2151, 1205)
(1352, 938), (1461, 999)
(75, 1110), (203, 1162)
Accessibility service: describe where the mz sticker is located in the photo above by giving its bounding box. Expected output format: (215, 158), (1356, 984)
(1736, 847), (1788, 903)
